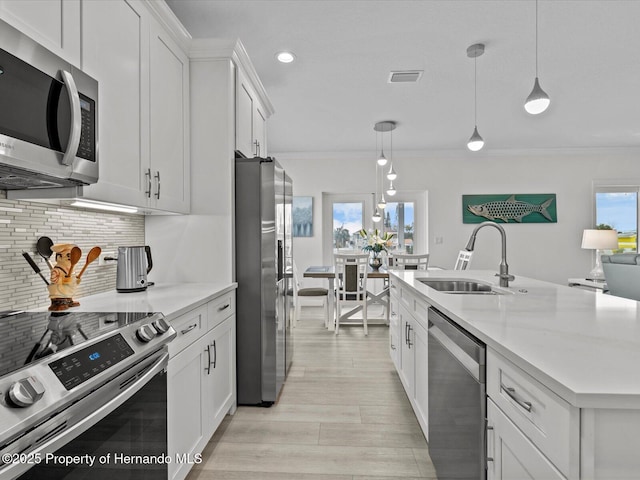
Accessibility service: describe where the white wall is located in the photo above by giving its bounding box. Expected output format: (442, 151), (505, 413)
(277, 148), (640, 286)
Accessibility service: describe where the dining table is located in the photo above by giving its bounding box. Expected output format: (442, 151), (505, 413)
(303, 265), (390, 330)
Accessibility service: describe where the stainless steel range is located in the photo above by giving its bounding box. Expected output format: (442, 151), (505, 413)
(0, 310), (175, 479)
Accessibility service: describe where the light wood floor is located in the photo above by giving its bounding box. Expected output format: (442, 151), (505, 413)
(186, 306), (436, 479)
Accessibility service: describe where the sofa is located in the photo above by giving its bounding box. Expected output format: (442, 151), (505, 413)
(601, 254), (640, 301)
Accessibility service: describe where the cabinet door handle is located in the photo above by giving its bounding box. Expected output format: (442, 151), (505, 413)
(407, 324), (413, 348)
(145, 168), (152, 198)
(212, 340), (217, 369)
(205, 344), (212, 375)
(218, 303), (230, 312)
(405, 322), (409, 344)
(154, 171), (161, 199)
(486, 423), (495, 465)
(390, 310), (396, 317)
(501, 384), (533, 412)
(180, 323), (198, 335)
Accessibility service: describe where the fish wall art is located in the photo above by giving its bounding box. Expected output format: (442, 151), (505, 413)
(462, 194), (557, 224)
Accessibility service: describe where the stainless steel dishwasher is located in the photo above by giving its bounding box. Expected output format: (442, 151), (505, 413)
(428, 307), (486, 480)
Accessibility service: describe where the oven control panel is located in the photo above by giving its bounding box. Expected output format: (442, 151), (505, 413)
(48, 334), (135, 391)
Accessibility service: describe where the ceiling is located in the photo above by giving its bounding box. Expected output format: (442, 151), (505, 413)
(166, 0), (640, 156)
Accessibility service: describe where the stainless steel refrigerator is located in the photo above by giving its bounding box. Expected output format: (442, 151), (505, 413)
(235, 156), (293, 406)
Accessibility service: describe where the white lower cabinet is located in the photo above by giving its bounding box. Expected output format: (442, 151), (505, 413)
(167, 292), (236, 480)
(412, 319), (429, 437)
(398, 303), (415, 397)
(487, 399), (566, 480)
(167, 334), (208, 480)
(394, 279), (429, 438)
(388, 282), (400, 370)
(203, 316), (235, 439)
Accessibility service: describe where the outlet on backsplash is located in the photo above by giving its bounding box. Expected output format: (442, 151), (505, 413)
(98, 252), (117, 266)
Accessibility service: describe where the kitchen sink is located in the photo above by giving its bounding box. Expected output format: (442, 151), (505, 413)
(417, 279), (504, 295)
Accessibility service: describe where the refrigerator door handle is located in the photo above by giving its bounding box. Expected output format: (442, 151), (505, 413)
(277, 240), (284, 281)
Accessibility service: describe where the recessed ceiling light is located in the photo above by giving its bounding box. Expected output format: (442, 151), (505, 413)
(276, 51), (295, 63)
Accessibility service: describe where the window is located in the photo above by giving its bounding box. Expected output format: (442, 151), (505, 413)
(595, 186), (639, 252)
(322, 193), (373, 264)
(332, 202), (363, 251)
(322, 191), (427, 264)
(383, 201), (415, 253)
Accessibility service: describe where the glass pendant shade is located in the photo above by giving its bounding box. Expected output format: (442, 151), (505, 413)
(377, 193), (387, 210)
(386, 181), (397, 196)
(372, 208), (382, 223)
(524, 77), (550, 114)
(377, 150), (388, 166)
(387, 163), (397, 181)
(467, 126), (484, 152)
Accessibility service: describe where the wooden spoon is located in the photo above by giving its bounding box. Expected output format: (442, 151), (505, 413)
(77, 246), (102, 279)
(67, 246), (82, 277)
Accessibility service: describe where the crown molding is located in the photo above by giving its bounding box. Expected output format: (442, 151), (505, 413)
(189, 38), (275, 117)
(143, 0), (192, 52)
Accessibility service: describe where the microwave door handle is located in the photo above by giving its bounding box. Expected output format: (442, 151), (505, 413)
(60, 70), (82, 166)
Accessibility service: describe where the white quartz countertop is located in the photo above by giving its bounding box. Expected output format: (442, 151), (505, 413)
(391, 269), (640, 409)
(55, 282), (237, 321)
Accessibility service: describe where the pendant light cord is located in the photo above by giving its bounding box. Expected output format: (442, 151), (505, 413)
(474, 55), (478, 126)
(535, 0), (539, 77)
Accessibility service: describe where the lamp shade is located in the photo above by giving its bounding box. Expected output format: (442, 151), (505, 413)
(581, 229), (618, 250)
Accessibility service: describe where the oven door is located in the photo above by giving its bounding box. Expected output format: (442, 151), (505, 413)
(5, 351), (168, 480)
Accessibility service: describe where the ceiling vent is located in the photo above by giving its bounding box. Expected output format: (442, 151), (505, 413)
(388, 70), (423, 83)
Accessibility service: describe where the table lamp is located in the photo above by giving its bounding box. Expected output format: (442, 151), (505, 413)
(581, 229), (618, 281)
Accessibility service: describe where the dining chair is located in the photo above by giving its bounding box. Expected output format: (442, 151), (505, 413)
(334, 253), (369, 336)
(292, 261), (330, 328)
(392, 253), (430, 270)
(454, 250), (473, 270)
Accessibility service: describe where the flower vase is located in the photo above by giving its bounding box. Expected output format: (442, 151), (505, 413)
(369, 252), (383, 270)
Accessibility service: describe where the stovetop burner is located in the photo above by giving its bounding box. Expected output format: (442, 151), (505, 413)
(0, 311), (157, 378)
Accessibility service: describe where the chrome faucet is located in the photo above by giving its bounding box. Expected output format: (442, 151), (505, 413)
(464, 221), (515, 287)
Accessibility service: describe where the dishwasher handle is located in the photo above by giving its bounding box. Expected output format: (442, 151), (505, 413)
(428, 307), (485, 383)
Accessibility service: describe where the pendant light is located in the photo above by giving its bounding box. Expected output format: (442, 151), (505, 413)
(377, 130), (387, 166)
(378, 191), (387, 210)
(372, 207), (382, 223)
(467, 43), (485, 152)
(374, 121), (398, 204)
(372, 143), (382, 223)
(524, 0), (550, 114)
(387, 163), (397, 181)
(386, 181), (397, 196)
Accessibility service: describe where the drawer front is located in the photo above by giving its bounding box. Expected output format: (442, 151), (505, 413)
(168, 304), (208, 357)
(487, 349), (578, 476)
(398, 283), (428, 321)
(208, 291), (236, 330)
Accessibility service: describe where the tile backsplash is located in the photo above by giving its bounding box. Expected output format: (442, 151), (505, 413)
(0, 192), (144, 311)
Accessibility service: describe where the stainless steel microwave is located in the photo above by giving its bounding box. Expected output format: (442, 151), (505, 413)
(0, 19), (98, 190)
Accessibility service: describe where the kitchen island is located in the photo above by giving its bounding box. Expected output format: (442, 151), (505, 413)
(389, 269), (640, 479)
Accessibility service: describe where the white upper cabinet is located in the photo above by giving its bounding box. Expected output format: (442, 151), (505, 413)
(235, 51), (273, 158)
(0, 0), (81, 65)
(148, 16), (190, 213)
(80, 0), (149, 208)
(1, 0), (191, 214)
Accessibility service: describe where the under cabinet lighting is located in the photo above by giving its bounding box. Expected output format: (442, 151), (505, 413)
(70, 200), (138, 214)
